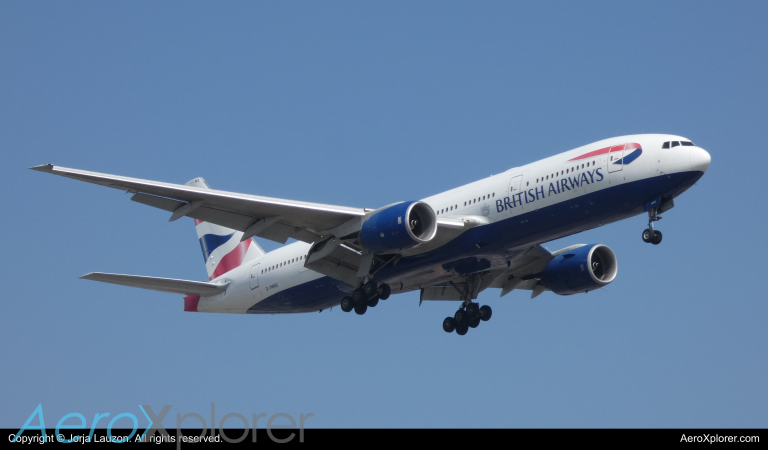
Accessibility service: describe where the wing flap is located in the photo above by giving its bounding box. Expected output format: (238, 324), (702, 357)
(80, 272), (229, 297)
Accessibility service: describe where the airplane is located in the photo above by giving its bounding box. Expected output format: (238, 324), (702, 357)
(31, 134), (711, 336)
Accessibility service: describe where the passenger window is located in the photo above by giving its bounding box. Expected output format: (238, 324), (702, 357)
(662, 141), (670, 149)
(681, 141), (694, 146)
(671, 141), (680, 147)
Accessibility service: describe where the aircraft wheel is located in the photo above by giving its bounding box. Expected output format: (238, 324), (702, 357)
(479, 305), (492, 321)
(455, 323), (469, 336)
(378, 283), (391, 300)
(651, 230), (663, 245)
(466, 302), (480, 319)
(340, 296), (354, 313)
(454, 309), (469, 326)
(442, 317), (456, 333)
(366, 296), (379, 307)
(468, 317), (481, 328)
(352, 288), (365, 305)
(642, 228), (654, 243)
(363, 280), (378, 298)
(354, 303), (367, 315)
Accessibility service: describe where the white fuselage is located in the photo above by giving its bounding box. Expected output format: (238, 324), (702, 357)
(199, 134), (709, 313)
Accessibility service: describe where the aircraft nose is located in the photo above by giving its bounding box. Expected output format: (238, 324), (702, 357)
(689, 146), (711, 173)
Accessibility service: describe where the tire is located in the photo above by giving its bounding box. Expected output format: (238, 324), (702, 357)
(378, 283), (391, 300)
(455, 324), (469, 336)
(352, 288), (365, 305)
(363, 280), (378, 298)
(466, 302), (480, 319)
(454, 309), (468, 326)
(340, 296), (354, 313)
(354, 303), (367, 315)
(468, 317), (481, 328)
(479, 305), (492, 321)
(442, 317), (456, 333)
(652, 230), (663, 245)
(366, 296), (379, 307)
(642, 228), (654, 243)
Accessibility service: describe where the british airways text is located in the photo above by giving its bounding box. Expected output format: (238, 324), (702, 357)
(496, 168), (604, 212)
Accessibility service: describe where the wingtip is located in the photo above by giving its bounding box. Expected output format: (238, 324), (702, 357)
(80, 272), (97, 280)
(29, 164), (55, 172)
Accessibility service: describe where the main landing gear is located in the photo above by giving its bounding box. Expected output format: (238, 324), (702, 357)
(642, 207), (663, 245)
(340, 280), (391, 316)
(442, 302), (492, 336)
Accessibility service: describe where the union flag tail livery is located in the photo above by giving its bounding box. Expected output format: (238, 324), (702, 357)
(185, 177), (265, 280)
(33, 134), (711, 337)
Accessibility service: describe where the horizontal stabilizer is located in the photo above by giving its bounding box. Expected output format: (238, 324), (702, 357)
(80, 272), (229, 297)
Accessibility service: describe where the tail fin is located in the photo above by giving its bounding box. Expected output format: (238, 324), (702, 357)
(186, 177), (265, 280)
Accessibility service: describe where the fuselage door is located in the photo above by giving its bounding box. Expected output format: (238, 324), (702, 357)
(608, 144), (625, 173)
(508, 174), (524, 212)
(249, 263), (260, 290)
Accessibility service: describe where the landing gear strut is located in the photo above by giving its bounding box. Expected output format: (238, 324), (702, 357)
(443, 302), (492, 336)
(340, 281), (391, 316)
(642, 207), (663, 245)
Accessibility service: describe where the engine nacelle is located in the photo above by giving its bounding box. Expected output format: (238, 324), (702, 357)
(360, 201), (437, 254)
(543, 244), (618, 295)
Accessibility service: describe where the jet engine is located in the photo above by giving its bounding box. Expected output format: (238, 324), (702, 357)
(360, 201), (437, 254)
(543, 244), (618, 295)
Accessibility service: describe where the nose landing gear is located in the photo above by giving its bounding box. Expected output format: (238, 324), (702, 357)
(642, 207), (663, 245)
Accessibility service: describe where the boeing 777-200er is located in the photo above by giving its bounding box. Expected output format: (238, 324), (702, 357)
(32, 134), (711, 335)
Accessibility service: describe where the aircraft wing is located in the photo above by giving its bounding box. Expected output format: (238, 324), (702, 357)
(31, 164), (366, 244)
(81, 272), (229, 297)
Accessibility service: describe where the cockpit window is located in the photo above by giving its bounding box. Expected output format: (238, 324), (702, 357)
(663, 140), (695, 148)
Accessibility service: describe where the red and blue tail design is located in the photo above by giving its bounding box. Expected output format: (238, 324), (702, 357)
(185, 177), (265, 280)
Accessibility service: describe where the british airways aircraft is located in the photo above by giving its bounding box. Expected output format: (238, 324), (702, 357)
(33, 134), (710, 336)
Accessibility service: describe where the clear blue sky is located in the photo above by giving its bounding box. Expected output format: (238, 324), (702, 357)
(2, 1), (766, 428)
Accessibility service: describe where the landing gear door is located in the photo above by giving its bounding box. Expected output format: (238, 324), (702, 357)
(608, 144), (625, 173)
(249, 263), (260, 290)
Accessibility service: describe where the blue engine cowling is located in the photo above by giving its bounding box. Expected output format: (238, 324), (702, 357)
(543, 244), (618, 295)
(360, 201), (438, 254)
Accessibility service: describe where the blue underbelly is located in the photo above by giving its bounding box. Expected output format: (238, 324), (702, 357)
(249, 170), (703, 313)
